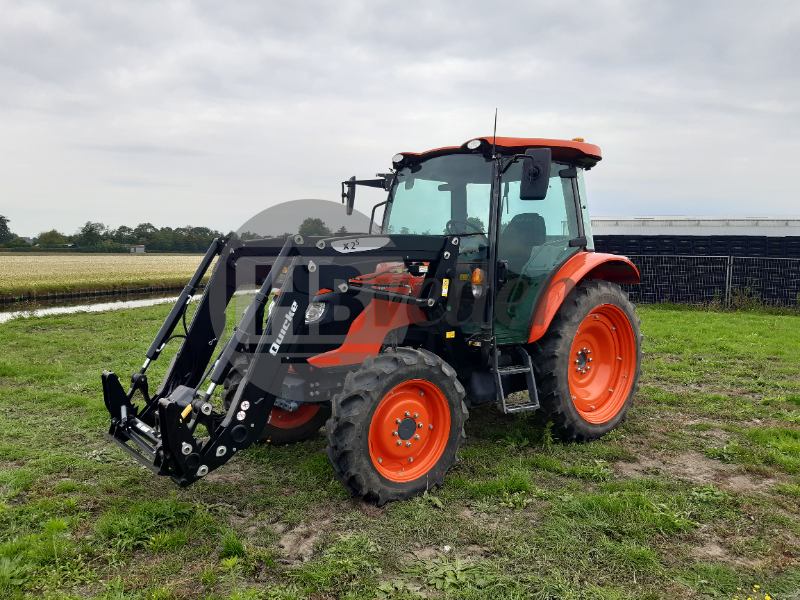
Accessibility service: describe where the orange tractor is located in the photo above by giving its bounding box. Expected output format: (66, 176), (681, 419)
(103, 136), (642, 504)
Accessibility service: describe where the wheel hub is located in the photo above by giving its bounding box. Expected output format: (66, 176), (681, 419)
(397, 417), (417, 440)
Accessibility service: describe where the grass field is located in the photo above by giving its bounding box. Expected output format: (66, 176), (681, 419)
(1, 304), (799, 599)
(0, 254), (206, 299)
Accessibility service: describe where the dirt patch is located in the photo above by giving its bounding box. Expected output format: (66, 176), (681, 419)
(692, 542), (762, 569)
(722, 474), (775, 494)
(277, 519), (331, 562)
(615, 452), (776, 493)
(204, 471), (246, 484)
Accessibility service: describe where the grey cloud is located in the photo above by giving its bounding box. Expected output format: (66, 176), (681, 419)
(0, 0), (798, 236)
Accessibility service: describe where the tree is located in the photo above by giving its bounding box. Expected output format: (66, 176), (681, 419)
(0, 215), (14, 243)
(112, 226), (136, 245)
(37, 229), (68, 246)
(6, 237), (30, 247)
(76, 222), (107, 246)
(336, 225), (348, 235)
(298, 218), (332, 237)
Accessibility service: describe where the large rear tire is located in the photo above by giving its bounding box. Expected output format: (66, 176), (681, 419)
(222, 362), (331, 446)
(326, 348), (468, 505)
(529, 279), (643, 441)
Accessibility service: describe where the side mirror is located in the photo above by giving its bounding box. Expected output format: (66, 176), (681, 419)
(519, 148), (551, 200)
(342, 176), (356, 215)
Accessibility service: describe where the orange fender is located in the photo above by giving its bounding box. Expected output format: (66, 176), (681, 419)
(527, 252), (640, 344)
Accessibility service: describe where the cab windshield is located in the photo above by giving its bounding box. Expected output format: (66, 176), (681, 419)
(384, 154), (493, 235)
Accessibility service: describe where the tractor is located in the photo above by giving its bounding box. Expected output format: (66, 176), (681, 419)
(102, 136), (643, 504)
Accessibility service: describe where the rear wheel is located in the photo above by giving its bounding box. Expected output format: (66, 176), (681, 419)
(326, 347), (468, 505)
(529, 279), (642, 441)
(222, 362), (331, 446)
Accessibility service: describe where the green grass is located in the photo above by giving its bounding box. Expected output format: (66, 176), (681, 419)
(0, 305), (799, 598)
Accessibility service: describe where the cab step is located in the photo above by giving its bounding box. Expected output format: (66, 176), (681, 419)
(492, 344), (540, 414)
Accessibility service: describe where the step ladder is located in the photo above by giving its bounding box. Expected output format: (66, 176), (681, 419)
(492, 344), (540, 414)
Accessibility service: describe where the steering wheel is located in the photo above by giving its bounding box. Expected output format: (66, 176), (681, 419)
(445, 219), (486, 236)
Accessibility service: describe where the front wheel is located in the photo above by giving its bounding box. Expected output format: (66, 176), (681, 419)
(529, 279), (643, 441)
(326, 348), (468, 505)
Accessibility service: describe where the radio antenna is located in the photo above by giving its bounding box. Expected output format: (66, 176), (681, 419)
(492, 108), (497, 157)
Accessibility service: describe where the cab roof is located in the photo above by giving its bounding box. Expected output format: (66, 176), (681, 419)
(397, 137), (602, 168)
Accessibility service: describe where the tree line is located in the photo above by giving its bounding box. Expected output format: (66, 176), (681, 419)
(0, 215), (348, 252)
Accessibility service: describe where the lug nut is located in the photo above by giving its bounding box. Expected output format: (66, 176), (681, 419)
(392, 431), (398, 436)
(409, 457), (413, 463)
(415, 434), (420, 440)
(588, 358), (593, 362)
(586, 366), (591, 370)
(609, 389), (614, 393)
(405, 411), (410, 417)
(417, 422), (423, 428)
(406, 442), (412, 447)
(587, 350), (591, 354)
(378, 458), (383, 463)
(617, 357), (622, 361)
(590, 405), (595, 410)
(575, 360), (579, 364)
(414, 413), (419, 418)
(419, 391), (424, 396)
(429, 424), (433, 429)
(396, 419), (401, 424)
(396, 441), (402, 446)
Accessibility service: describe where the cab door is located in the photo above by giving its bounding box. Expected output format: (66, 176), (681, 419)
(494, 161), (581, 343)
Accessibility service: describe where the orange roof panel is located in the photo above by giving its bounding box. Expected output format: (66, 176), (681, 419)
(397, 137), (602, 167)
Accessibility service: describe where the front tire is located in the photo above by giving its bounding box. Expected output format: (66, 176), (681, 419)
(529, 279), (643, 441)
(326, 348), (468, 505)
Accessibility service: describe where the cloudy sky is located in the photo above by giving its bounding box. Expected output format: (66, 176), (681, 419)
(1, 0), (798, 237)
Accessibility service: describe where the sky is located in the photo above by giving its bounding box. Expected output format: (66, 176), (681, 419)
(1, 0), (799, 238)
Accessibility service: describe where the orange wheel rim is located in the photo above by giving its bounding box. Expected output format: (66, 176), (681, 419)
(368, 379), (451, 482)
(269, 403), (320, 429)
(568, 304), (636, 424)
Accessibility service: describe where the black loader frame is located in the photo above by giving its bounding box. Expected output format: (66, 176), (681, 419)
(103, 232), (464, 486)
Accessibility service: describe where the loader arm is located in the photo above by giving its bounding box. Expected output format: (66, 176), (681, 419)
(102, 233), (462, 486)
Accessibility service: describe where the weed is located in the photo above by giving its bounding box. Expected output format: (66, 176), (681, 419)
(406, 556), (490, 592)
(422, 490), (444, 509)
(147, 529), (189, 553)
(220, 530), (245, 558)
(0, 555), (31, 595)
(498, 491), (532, 510)
(689, 484), (732, 503)
(221, 556), (241, 595)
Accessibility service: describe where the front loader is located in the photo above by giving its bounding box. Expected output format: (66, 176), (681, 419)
(103, 136), (643, 504)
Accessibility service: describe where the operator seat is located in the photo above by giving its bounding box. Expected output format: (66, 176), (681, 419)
(500, 213), (546, 274)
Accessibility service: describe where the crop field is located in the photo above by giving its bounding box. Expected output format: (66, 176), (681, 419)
(0, 254), (206, 299)
(0, 304), (799, 599)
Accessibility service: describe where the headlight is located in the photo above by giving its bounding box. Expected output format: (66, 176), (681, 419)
(305, 302), (326, 323)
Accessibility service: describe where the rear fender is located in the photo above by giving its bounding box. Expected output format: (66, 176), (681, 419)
(527, 252), (639, 344)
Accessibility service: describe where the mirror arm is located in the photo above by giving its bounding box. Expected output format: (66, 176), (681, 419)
(500, 153), (531, 174)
